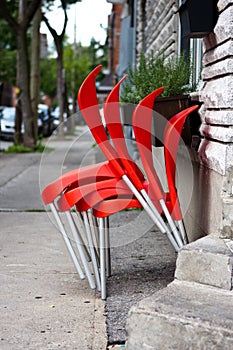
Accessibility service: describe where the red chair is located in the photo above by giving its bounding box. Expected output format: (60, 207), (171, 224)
(41, 65), (198, 299)
(132, 90), (199, 244)
(72, 67), (186, 290)
(41, 66), (165, 298)
(163, 105), (199, 242)
(57, 181), (139, 299)
(77, 65), (176, 243)
(103, 76), (183, 248)
(54, 66), (183, 298)
(41, 172), (130, 291)
(41, 145), (136, 296)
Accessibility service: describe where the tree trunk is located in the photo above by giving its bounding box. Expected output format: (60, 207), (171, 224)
(0, 0), (41, 148)
(14, 99), (23, 145)
(14, 51), (23, 145)
(17, 27), (35, 149)
(57, 50), (65, 138)
(42, 2), (69, 139)
(30, 6), (41, 144)
(65, 82), (74, 132)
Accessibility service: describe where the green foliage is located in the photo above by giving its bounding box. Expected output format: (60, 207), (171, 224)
(120, 51), (196, 104)
(40, 58), (57, 98)
(63, 43), (92, 98)
(34, 138), (53, 152)
(4, 145), (33, 153)
(0, 16), (17, 85)
(63, 40), (108, 100)
(0, 49), (17, 86)
(0, 18), (17, 50)
(3, 139), (53, 153)
(88, 38), (108, 75)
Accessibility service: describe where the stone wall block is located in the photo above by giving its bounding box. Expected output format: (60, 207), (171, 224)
(198, 139), (229, 174)
(202, 58), (233, 80)
(218, 0), (233, 13)
(222, 196), (233, 239)
(223, 167), (233, 196)
(200, 124), (233, 143)
(175, 236), (233, 290)
(204, 110), (233, 126)
(200, 76), (233, 108)
(226, 144), (233, 170)
(203, 40), (233, 66)
(203, 6), (233, 51)
(126, 280), (233, 350)
(198, 104), (207, 123)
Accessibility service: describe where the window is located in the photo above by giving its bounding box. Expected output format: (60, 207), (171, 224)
(178, 0), (203, 89)
(189, 38), (203, 88)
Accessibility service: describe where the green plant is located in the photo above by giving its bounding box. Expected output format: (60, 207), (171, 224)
(120, 51), (196, 104)
(4, 140), (53, 153)
(4, 144), (32, 153)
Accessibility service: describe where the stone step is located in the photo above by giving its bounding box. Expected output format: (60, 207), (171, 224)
(175, 235), (233, 290)
(126, 280), (233, 350)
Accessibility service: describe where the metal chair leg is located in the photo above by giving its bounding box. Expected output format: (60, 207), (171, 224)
(105, 216), (111, 277)
(65, 211), (96, 290)
(50, 203), (85, 280)
(87, 210), (100, 265)
(75, 211), (92, 262)
(177, 219), (188, 244)
(99, 217), (106, 300)
(82, 211), (101, 291)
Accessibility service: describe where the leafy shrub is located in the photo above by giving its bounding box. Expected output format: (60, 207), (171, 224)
(120, 51), (196, 104)
(3, 140), (52, 153)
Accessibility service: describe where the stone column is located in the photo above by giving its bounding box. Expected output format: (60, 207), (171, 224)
(198, 0), (233, 239)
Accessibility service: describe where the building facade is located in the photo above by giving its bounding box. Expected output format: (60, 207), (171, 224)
(107, 0), (233, 243)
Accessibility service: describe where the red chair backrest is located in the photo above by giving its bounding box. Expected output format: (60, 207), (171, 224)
(77, 65), (124, 178)
(132, 88), (165, 201)
(104, 75), (130, 159)
(164, 105), (199, 217)
(104, 75), (145, 190)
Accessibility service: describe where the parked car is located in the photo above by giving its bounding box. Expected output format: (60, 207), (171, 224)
(51, 106), (67, 128)
(0, 106), (16, 140)
(37, 104), (54, 137)
(0, 105), (54, 140)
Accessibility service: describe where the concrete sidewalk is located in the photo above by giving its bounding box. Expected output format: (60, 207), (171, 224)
(0, 128), (107, 349)
(0, 212), (106, 350)
(0, 127), (179, 349)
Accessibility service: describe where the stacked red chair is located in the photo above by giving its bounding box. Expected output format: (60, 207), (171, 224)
(41, 65), (199, 299)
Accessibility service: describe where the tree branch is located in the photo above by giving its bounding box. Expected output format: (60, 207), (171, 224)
(23, 0), (41, 28)
(42, 13), (63, 56)
(0, 0), (18, 33)
(41, 13), (58, 40)
(60, 0), (68, 38)
(42, 0), (68, 54)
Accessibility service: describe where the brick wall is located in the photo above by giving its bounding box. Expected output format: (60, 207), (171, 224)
(198, 0), (233, 238)
(136, 0), (179, 58)
(134, 0), (233, 240)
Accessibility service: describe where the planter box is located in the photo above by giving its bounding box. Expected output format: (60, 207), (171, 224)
(179, 0), (218, 38)
(121, 95), (201, 148)
(153, 95), (195, 147)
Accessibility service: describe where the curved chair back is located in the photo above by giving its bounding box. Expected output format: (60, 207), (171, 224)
(132, 88), (165, 201)
(78, 65), (124, 178)
(164, 105), (199, 219)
